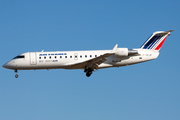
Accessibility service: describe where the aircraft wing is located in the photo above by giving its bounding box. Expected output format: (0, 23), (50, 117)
(67, 53), (114, 70)
(66, 44), (118, 70)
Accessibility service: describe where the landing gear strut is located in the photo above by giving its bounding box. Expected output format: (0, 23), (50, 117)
(15, 69), (18, 78)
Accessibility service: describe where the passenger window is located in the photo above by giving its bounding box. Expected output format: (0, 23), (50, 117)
(85, 55), (87, 58)
(80, 55), (82, 58)
(60, 56), (62, 58)
(39, 57), (41, 59)
(90, 55), (92, 57)
(55, 56), (57, 59)
(65, 56), (67, 58)
(70, 56), (72, 58)
(95, 55), (97, 57)
(44, 57), (46, 59)
(49, 56), (51, 59)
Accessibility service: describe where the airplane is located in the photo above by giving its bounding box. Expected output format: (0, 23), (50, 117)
(3, 30), (173, 78)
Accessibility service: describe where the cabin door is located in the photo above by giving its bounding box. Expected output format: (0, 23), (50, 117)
(30, 52), (37, 65)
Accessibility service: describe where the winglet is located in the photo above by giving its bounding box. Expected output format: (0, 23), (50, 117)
(111, 44), (118, 53)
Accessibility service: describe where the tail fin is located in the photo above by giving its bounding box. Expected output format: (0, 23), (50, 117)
(140, 30), (174, 51)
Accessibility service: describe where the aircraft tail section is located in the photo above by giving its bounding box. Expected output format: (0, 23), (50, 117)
(140, 30), (174, 51)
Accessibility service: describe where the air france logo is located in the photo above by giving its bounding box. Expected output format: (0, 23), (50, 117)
(39, 53), (67, 56)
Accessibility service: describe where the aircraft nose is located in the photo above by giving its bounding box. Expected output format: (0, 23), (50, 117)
(3, 63), (9, 68)
(3, 61), (13, 69)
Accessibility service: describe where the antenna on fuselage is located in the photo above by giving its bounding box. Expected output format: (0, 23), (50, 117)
(41, 50), (44, 52)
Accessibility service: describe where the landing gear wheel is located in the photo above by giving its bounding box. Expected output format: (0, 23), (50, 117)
(86, 70), (93, 77)
(15, 74), (18, 78)
(14, 69), (18, 78)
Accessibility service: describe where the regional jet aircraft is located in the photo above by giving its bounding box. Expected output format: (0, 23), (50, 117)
(3, 30), (173, 78)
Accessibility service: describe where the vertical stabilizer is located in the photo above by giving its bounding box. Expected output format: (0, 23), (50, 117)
(140, 30), (174, 51)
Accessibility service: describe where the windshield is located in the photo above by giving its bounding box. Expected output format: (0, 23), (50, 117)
(13, 55), (25, 59)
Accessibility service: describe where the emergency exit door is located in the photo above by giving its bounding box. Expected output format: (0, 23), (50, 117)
(30, 52), (37, 65)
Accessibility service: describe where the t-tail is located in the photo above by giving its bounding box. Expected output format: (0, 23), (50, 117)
(140, 30), (174, 51)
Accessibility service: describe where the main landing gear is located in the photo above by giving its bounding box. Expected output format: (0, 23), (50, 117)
(84, 68), (93, 77)
(15, 69), (18, 78)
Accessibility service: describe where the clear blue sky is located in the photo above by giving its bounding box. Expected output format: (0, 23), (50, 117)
(1, 0), (180, 120)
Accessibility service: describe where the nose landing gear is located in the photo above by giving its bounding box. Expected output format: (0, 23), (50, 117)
(15, 74), (18, 78)
(15, 69), (18, 78)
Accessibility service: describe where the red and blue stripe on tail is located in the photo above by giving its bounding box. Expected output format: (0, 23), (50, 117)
(140, 30), (174, 51)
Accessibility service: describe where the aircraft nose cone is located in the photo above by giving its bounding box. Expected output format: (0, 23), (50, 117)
(3, 61), (13, 69)
(3, 63), (8, 68)
(3, 60), (17, 70)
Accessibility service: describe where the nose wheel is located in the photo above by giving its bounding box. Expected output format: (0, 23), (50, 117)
(15, 74), (18, 78)
(15, 70), (18, 78)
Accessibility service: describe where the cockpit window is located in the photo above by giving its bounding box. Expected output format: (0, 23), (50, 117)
(13, 55), (25, 59)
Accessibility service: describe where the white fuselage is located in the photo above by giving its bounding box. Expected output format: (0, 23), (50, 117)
(3, 49), (159, 70)
(3, 30), (173, 78)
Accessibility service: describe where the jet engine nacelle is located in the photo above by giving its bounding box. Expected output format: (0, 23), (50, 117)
(114, 48), (128, 57)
